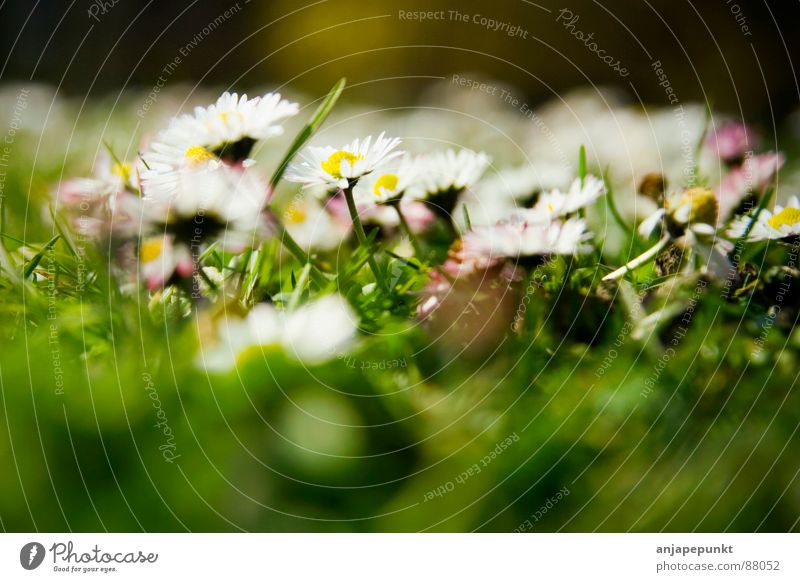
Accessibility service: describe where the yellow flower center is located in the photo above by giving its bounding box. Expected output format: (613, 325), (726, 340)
(672, 187), (718, 225)
(283, 203), (307, 224)
(140, 238), (164, 263)
(111, 162), (131, 182)
(184, 146), (215, 166)
(768, 207), (800, 229)
(373, 174), (398, 197)
(321, 150), (362, 178)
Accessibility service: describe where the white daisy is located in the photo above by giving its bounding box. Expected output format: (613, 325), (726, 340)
(281, 196), (350, 252)
(352, 154), (418, 205)
(139, 234), (193, 291)
(141, 154), (270, 248)
(458, 216), (592, 271)
(406, 148), (491, 201)
(526, 175), (606, 221)
(728, 196), (800, 241)
(140, 141), (221, 200)
(198, 294), (358, 371)
(54, 153), (142, 239)
(285, 132), (403, 191)
(157, 91), (298, 160)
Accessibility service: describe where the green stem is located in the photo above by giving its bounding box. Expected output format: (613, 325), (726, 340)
(274, 222), (328, 288)
(603, 234), (672, 282)
(393, 203), (425, 259)
(343, 186), (387, 292)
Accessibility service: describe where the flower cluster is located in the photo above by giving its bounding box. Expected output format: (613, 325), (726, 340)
(45, 84), (795, 372)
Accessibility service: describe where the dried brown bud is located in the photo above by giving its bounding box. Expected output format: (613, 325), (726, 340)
(638, 173), (667, 203)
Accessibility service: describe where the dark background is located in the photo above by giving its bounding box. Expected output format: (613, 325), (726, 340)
(2, 0), (799, 122)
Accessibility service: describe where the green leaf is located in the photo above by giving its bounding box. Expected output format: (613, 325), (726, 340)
(603, 168), (636, 243)
(269, 77), (346, 187)
(462, 204), (472, 231)
(24, 235), (60, 280)
(578, 144), (587, 186)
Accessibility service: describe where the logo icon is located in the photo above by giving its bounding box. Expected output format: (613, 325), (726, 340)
(20, 542), (46, 570)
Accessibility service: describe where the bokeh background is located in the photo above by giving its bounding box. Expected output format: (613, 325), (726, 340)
(1, 0), (799, 118)
(2, 0), (800, 532)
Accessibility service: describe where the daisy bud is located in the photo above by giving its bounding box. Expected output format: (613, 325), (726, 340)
(638, 172), (667, 203)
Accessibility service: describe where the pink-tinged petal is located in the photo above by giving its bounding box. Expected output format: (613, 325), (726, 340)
(717, 152), (785, 220)
(705, 122), (756, 162)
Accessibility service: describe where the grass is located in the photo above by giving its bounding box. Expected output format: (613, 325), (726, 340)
(0, 85), (799, 532)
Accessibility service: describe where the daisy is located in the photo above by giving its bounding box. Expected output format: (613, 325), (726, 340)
(605, 187), (726, 281)
(406, 149), (491, 217)
(455, 164), (572, 228)
(281, 195), (350, 252)
(56, 153), (138, 205)
(139, 234), (193, 291)
(352, 154), (418, 206)
(526, 175), (606, 221)
(198, 294), (358, 371)
(458, 216), (592, 273)
(728, 196), (800, 241)
(157, 91), (299, 162)
(140, 154), (270, 249)
(53, 153), (142, 239)
(285, 132), (403, 191)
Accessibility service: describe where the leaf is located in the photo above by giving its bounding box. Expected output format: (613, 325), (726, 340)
(603, 168), (637, 245)
(269, 77), (346, 187)
(23, 235), (60, 280)
(462, 204), (472, 231)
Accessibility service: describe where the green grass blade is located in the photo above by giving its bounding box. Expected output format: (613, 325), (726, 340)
(269, 78), (346, 187)
(579, 144), (587, 186)
(23, 235), (60, 280)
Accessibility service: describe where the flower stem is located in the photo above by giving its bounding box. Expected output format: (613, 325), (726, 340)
(274, 221), (329, 288)
(343, 186), (387, 292)
(393, 204), (425, 259)
(603, 234), (672, 282)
